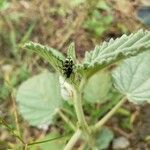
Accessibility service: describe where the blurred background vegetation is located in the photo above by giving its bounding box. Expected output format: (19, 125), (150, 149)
(0, 0), (150, 149)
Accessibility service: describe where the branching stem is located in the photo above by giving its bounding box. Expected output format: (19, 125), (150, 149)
(64, 129), (82, 150)
(92, 97), (127, 132)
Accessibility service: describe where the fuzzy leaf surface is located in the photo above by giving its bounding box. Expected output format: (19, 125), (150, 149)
(16, 72), (62, 126)
(112, 51), (150, 104)
(39, 132), (68, 150)
(94, 127), (114, 150)
(23, 42), (65, 72)
(84, 71), (111, 103)
(77, 30), (150, 78)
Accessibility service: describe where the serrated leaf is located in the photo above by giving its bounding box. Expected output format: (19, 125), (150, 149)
(84, 71), (111, 103)
(23, 42), (65, 72)
(112, 51), (150, 104)
(77, 30), (150, 78)
(16, 72), (62, 126)
(95, 127), (114, 150)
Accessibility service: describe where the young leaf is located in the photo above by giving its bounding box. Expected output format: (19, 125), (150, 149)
(16, 72), (62, 126)
(23, 42), (65, 72)
(77, 30), (150, 78)
(83, 71), (111, 103)
(67, 42), (77, 62)
(19, 23), (35, 44)
(112, 51), (150, 104)
(94, 127), (114, 150)
(33, 131), (68, 150)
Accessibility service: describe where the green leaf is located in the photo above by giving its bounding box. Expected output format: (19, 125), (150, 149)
(19, 23), (35, 44)
(95, 127), (114, 150)
(112, 51), (150, 104)
(67, 42), (77, 62)
(91, 93), (122, 119)
(84, 71), (111, 103)
(34, 131), (68, 150)
(77, 30), (150, 78)
(23, 42), (65, 72)
(16, 72), (62, 126)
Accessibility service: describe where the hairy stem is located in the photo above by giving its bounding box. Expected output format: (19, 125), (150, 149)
(64, 129), (82, 150)
(92, 97), (127, 132)
(72, 79), (89, 131)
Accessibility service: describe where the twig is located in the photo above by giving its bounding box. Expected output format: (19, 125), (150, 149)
(112, 126), (132, 139)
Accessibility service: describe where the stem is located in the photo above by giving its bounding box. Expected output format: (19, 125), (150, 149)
(24, 144), (28, 150)
(64, 129), (82, 150)
(93, 97), (127, 132)
(57, 109), (76, 131)
(72, 85), (88, 131)
(28, 133), (70, 146)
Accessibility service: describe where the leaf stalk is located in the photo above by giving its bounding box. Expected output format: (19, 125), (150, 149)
(92, 97), (127, 132)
